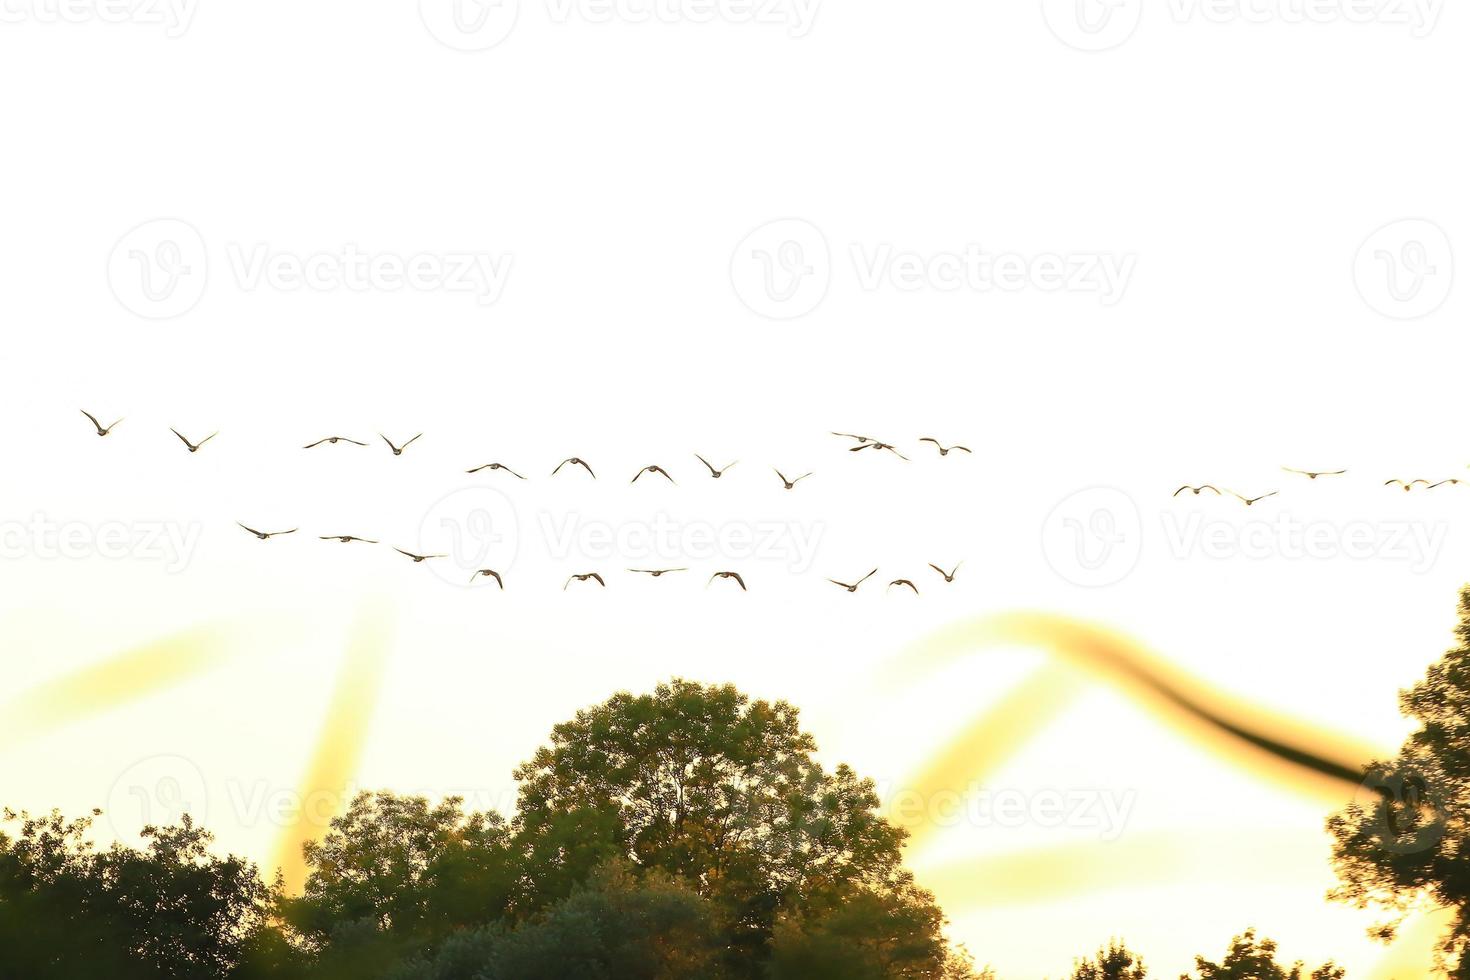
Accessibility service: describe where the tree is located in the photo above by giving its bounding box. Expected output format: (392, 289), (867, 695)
(0, 807), (277, 980)
(286, 791), (517, 948)
(1328, 586), (1470, 974)
(1182, 929), (1344, 980)
(1070, 939), (1149, 979)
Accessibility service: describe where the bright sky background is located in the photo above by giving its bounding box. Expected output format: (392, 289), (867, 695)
(1, 2), (1467, 977)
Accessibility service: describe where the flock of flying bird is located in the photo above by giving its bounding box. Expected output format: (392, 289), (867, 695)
(79, 412), (968, 594)
(1174, 466), (1469, 503)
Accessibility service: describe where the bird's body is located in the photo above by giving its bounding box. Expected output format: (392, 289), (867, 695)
(467, 462), (526, 478)
(919, 437), (971, 456)
(1173, 485), (1222, 497)
(394, 548), (445, 563)
(1229, 490), (1279, 506)
(774, 469), (812, 490)
(304, 437), (367, 448)
(1386, 479), (1432, 492)
(381, 433), (422, 456)
(889, 579), (919, 594)
(709, 571), (747, 591)
(851, 442), (909, 460)
(829, 569), (878, 593)
(553, 457), (596, 479)
(171, 428), (217, 453)
(928, 562), (961, 583)
(565, 572), (606, 589)
(238, 523), (297, 540)
(81, 410), (122, 437)
(470, 569), (504, 588)
(695, 455), (737, 479)
(320, 535), (377, 544)
(1430, 479), (1463, 489)
(1282, 467), (1347, 480)
(632, 465), (676, 485)
(629, 568), (687, 577)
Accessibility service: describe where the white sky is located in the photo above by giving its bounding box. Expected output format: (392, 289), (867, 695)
(1, 2), (1467, 977)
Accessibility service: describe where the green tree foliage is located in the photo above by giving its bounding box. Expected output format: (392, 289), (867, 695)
(0, 807), (278, 980)
(1181, 929), (1344, 980)
(1327, 587), (1470, 975)
(1070, 939), (1149, 979)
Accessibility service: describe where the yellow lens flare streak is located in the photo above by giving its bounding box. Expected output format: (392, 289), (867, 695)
(890, 612), (1384, 804)
(271, 603), (394, 893)
(0, 624), (235, 747)
(890, 661), (1086, 850)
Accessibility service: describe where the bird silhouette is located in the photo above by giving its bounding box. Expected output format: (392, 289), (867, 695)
(1386, 479), (1432, 492)
(565, 572), (606, 590)
(851, 442), (909, 461)
(237, 523), (297, 540)
(829, 569), (878, 593)
(1430, 479), (1464, 489)
(394, 548), (445, 563)
(304, 436), (367, 448)
(470, 569), (504, 588)
(170, 428), (217, 453)
(695, 455), (738, 479)
(552, 458), (596, 479)
(774, 469), (812, 490)
(1228, 490), (1279, 506)
(928, 562), (961, 583)
(708, 571), (747, 591)
(1173, 485), (1222, 497)
(80, 410), (123, 437)
(466, 462), (527, 479)
(1282, 467), (1347, 480)
(831, 432), (878, 445)
(629, 568), (687, 577)
(320, 535), (377, 544)
(889, 579), (920, 595)
(632, 465), (676, 485)
(919, 438), (971, 456)
(381, 433), (422, 456)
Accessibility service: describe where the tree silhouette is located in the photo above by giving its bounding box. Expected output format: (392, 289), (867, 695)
(1181, 929), (1344, 980)
(1328, 587), (1470, 974)
(1070, 939), (1149, 979)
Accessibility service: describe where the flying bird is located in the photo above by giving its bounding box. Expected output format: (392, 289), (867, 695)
(470, 569), (504, 588)
(1386, 479), (1432, 492)
(1228, 490), (1279, 506)
(80, 410), (123, 437)
(1173, 485), (1222, 497)
(831, 432), (879, 444)
(629, 568), (687, 577)
(170, 428), (217, 453)
(1282, 467), (1347, 480)
(381, 433), (422, 456)
(919, 438), (971, 456)
(928, 562), (961, 583)
(889, 579), (920, 595)
(708, 571), (747, 591)
(565, 572), (606, 590)
(394, 548), (446, 563)
(695, 455), (738, 479)
(552, 457), (596, 479)
(631, 465), (676, 485)
(237, 523), (297, 540)
(850, 441), (909, 461)
(829, 569), (878, 593)
(1430, 479), (1464, 489)
(320, 535), (377, 544)
(466, 462), (527, 479)
(304, 436), (367, 448)
(774, 469), (812, 490)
